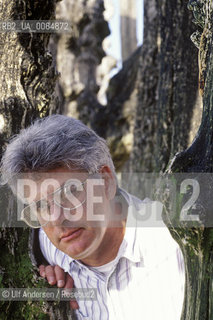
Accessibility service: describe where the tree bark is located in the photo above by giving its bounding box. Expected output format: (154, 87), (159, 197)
(129, 0), (212, 319)
(161, 1), (213, 319)
(130, 0), (199, 173)
(52, 0), (110, 122)
(0, 0), (69, 319)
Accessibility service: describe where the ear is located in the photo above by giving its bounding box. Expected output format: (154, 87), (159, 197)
(99, 166), (117, 200)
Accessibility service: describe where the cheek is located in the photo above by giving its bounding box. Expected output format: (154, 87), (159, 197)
(86, 194), (108, 219)
(75, 229), (101, 249)
(78, 228), (98, 244)
(43, 227), (59, 247)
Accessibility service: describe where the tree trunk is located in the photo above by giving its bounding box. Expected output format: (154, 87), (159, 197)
(164, 1), (213, 318)
(52, 0), (110, 122)
(0, 0), (69, 319)
(151, 1), (213, 319)
(130, 0), (199, 172)
(130, 0), (212, 319)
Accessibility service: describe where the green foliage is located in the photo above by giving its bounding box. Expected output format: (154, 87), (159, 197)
(0, 229), (51, 319)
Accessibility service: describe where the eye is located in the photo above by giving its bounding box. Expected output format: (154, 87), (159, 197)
(63, 179), (84, 198)
(65, 183), (78, 196)
(36, 199), (49, 213)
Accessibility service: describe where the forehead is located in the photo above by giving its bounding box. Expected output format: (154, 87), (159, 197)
(22, 166), (88, 184)
(16, 167), (89, 201)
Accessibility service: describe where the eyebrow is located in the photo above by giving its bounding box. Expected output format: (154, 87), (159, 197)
(35, 176), (89, 203)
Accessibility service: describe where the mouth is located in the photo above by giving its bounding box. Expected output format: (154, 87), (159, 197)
(60, 228), (84, 242)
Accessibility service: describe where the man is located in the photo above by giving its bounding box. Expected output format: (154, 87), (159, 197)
(1, 115), (185, 320)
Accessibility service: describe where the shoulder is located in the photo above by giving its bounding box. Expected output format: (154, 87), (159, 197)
(120, 188), (184, 272)
(119, 188), (164, 228)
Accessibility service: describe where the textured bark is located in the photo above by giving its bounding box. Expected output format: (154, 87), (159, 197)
(130, 0), (199, 172)
(156, 0), (199, 171)
(129, 0), (212, 319)
(0, 0), (69, 319)
(161, 1), (213, 319)
(52, 0), (110, 122)
(129, 0), (160, 172)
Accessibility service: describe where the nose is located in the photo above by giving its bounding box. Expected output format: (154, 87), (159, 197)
(47, 201), (84, 226)
(47, 202), (66, 226)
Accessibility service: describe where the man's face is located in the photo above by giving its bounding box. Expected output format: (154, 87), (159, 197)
(30, 166), (116, 261)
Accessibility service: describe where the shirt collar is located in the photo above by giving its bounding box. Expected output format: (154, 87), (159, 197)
(118, 188), (142, 263)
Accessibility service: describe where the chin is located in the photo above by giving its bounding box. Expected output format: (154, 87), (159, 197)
(64, 243), (91, 259)
(62, 229), (105, 261)
(60, 234), (94, 258)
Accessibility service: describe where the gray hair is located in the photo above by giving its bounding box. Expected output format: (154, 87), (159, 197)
(1, 115), (116, 185)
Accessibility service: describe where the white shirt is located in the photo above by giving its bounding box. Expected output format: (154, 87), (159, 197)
(39, 189), (185, 320)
